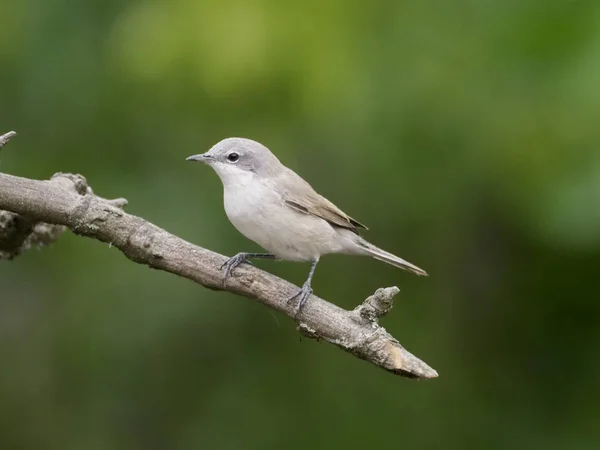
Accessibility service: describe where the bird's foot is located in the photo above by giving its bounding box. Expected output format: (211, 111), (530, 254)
(220, 253), (251, 280)
(287, 282), (313, 316)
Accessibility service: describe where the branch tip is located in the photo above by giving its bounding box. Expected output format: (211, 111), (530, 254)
(0, 131), (17, 148)
(387, 344), (438, 379)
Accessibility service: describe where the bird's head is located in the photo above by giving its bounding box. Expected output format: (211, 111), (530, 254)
(187, 138), (282, 184)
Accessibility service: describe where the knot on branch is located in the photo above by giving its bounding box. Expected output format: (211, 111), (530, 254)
(353, 287), (399, 323)
(50, 173), (128, 208)
(51, 172), (89, 195)
(297, 322), (320, 340)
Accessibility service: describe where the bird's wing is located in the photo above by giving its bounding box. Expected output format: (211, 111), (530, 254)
(276, 168), (368, 233)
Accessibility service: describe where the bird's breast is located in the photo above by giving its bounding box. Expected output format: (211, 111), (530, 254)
(223, 181), (283, 247)
(222, 180), (347, 261)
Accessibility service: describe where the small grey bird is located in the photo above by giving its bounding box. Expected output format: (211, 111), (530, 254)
(187, 138), (427, 312)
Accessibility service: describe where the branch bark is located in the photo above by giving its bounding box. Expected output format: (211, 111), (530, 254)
(0, 134), (437, 379)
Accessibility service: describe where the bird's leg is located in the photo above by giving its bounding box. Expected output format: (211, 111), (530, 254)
(288, 258), (319, 315)
(220, 252), (275, 280)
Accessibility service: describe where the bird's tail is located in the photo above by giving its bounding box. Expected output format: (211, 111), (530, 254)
(356, 238), (428, 276)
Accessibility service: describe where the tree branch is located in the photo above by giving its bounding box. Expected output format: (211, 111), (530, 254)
(0, 137), (437, 379)
(0, 130), (17, 148)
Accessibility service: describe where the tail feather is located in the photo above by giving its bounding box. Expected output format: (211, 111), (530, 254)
(357, 239), (428, 276)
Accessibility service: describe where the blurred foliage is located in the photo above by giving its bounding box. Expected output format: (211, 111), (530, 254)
(1, 0), (600, 449)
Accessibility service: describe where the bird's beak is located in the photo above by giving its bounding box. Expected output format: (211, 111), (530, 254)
(186, 153), (213, 163)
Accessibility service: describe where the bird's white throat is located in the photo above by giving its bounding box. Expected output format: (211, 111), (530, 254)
(211, 162), (256, 188)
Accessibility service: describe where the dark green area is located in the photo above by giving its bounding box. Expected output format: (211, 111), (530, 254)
(1, 0), (599, 448)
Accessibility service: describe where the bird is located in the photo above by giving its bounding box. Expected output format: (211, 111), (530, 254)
(187, 138), (427, 313)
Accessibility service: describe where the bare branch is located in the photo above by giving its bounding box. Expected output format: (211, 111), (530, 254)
(0, 171), (438, 379)
(0, 131), (17, 148)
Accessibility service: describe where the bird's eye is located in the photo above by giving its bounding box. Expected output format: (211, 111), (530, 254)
(227, 152), (239, 163)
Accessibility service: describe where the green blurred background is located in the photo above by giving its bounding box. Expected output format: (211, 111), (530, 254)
(1, 0), (600, 448)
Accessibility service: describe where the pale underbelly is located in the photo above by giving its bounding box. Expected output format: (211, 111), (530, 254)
(225, 203), (353, 261)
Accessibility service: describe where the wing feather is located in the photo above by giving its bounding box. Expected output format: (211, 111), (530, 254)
(276, 168), (368, 233)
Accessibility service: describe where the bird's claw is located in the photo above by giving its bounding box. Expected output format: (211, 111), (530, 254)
(220, 253), (248, 280)
(288, 283), (313, 315)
